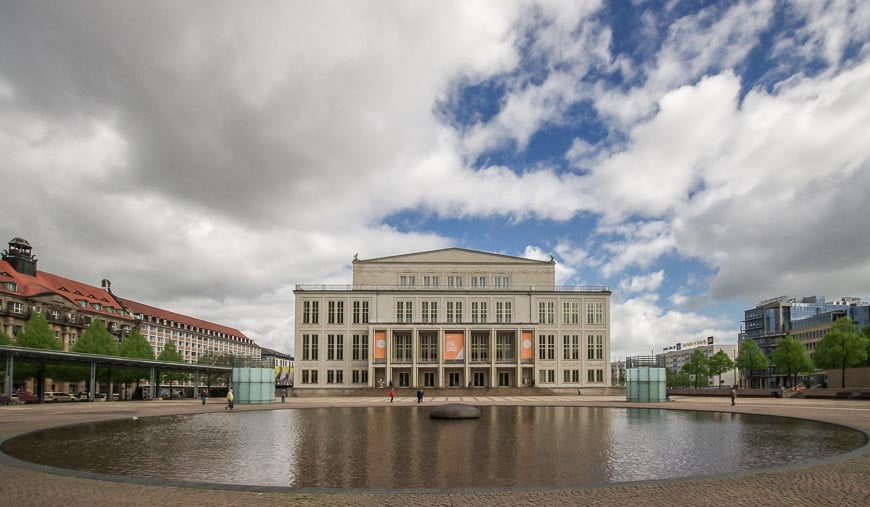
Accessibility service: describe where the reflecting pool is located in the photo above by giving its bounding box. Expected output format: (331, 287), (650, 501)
(3, 406), (866, 489)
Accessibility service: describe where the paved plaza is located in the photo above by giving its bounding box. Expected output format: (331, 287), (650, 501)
(1, 395), (869, 506)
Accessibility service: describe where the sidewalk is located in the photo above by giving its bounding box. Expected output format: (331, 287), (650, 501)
(1, 396), (869, 506)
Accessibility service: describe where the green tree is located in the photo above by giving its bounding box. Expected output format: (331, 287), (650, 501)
(0, 329), (12, 345)
(13, 313), (62, 390)
(707, 350), (735, 388)
(73, 319), (119, 356)
(158, 339), (186, 394)
(681, 348), (709, 388)
(814, 318), (870, 388)
(117, 329), (155, 398)
(735, 339), (769, 389)
(862, 325), (870, 366)
(666, 369), (692, 388)
(771, 336), (814, 388)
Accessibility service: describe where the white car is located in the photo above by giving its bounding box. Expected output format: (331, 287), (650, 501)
(45, 391), (75, 402)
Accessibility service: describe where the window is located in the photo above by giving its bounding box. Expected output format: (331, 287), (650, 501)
(400, 275), (415, 287)
(563, 334), (580, 360)
(564, 369), (580, 383)
(393, 333), (412, 362)
(471, 333), (489, 362)
(326, 369), (343, 384)
(302, 301), (319, 324)
(302, 369), (318, 384)
(495, 301), (512, 323)
(422, 372), (436, 387)
(538, 301), (555, 324)
(12, 302), (24, 314)
(420, 334), (438, 362)
(327, 300), (344, 324)
(352, 334), (369, 360)
(538, 334), (555, 360)
(539, 369), (555, 384)
(352, 301), (369, 324)
(327, 334), (343, 361)
(447, 276), (463, 288)
(471, 276), (486, 288)
(448, 371), (461, 387)
(396, 301), (413, 323)
(587, 334), (603, 360)
(498, 371), (511, 386)
(587, 301), (604, 325)
(471, 301), (487, 323)
(447, 301), (463, 323)
(2, 281), (17, 292)
(588, 369), (604, 383)
(496, 333), (515, 362)
(302, 334), (318, 361)
(397, 372), (411, 388)
(423, 275), (439, 287)
(493, 275), (509, 288)
(563, 301), (579, 324)
(352, 369), (369, 384)
(421, 301), (438, 323)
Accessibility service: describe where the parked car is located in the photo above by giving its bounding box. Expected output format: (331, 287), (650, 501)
(43, 391), (57, 402)
(52, 392), (75, 402)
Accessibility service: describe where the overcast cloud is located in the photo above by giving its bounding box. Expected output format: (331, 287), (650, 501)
(2, 1), (869, 358)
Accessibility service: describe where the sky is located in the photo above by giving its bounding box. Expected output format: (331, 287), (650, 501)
(2, 1), (869, 358)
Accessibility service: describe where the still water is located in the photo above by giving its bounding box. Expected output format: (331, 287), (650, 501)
(3, 406), (866, 489)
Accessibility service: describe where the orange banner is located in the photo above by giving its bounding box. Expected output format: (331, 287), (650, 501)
(444, 332), (465, 361)
(521, 331), (533, 360)
(374, 331), (386, 362)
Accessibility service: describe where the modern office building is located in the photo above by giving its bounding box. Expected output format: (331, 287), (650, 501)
(740, 295), (869, 387)
(293, 248), (611, 390)
(656, 338), (737, 387)
(0, 236), (260, 393)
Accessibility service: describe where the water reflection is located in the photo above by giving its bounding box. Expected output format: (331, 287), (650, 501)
(3, 407), (865, 489)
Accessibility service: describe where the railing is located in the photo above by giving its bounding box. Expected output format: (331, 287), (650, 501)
(295, 284), (610, 292)
(626, 355), (665, 368)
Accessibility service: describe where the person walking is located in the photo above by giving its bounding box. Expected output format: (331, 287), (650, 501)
(226, 388), (234, 411)
(200, 388), (207, 406)
(417, 387), (424, 404)
(281, 388), (287, 403)
(389, 387), (395, 403)
(730, 386), (737, 406)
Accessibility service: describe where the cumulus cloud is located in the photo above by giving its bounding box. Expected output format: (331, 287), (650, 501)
(619, 270), (665, 294)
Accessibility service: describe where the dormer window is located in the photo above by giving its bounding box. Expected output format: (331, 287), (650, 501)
(78, 300), (88, 308)
(2, 281), (16, 292)
(92, 303), (102, 311)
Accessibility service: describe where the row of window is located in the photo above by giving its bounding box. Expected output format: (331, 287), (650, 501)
(300, 299), (606, 325)
(300, 333), (605, 363)
(298, 368), (605, 385)
(398, 275), (511, 288)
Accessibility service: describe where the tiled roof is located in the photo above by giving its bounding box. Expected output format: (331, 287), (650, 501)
(117, 297), (251, 343)
(0, 260), (132, 321)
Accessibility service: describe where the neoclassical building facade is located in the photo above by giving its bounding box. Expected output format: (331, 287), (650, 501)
(293, 248), (611, 390)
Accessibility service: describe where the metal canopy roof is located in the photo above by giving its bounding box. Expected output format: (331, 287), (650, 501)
(0, 345), (232, 373)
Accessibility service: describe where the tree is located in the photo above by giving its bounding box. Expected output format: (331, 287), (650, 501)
(814, 318), (870, 388)
(666, 369), (692, 388)
(0, 330), (12, 345)
(117, 329), (155, 398)
(736, 339), (768, 389)
(13, 313), (62, 392)
(771, 336), (813, 388)
(707, 350), (735, 388)
(681, 349), (709, 388)
(158, 339), (186, 395)
(862, 325), (870, 366)
(73, 318), (120, 392)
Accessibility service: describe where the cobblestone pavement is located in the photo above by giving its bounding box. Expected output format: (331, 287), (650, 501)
(1, 396), (869, 506)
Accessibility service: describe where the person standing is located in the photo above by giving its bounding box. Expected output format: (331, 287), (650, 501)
(730, 386), (737, 406)
(417, 387), (424, 404)
(226, 388), (234, 411)
(200, 389), (207, 406)
(389, 387), (395, 403)
(281, 388), (287, 403)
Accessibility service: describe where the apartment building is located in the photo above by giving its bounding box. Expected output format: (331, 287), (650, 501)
(293, 248), (611, 390)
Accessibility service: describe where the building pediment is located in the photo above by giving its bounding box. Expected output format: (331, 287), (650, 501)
(355, 248), (552, 265)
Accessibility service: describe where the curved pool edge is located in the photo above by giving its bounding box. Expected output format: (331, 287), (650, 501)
(1, 397), (869, 495)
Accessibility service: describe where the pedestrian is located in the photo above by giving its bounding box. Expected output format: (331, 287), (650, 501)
(281, 388), (287, 403)
(200, 388), (207, 406)
(417, 387), (424, 404)
(389, 387), (395, 403)
(226, 388), (234, 411)
(730, 386), (737, 406)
